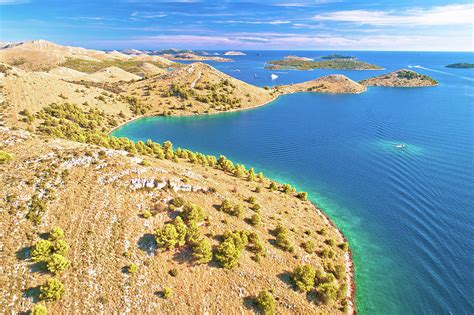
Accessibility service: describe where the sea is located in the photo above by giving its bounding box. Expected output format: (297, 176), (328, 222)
(112, 51), (474, 314)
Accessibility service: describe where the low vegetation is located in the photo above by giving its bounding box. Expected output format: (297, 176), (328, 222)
(266, 58), (382, 70)
(60, 57), (172, 74)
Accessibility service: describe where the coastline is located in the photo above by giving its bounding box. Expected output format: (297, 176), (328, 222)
(107, 92), (357, 314)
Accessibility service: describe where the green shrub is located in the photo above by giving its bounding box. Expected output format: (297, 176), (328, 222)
(127, 263), (138, 274)
(255, 290), (275, 315)
(214, 231), (248, 269)
(46, 253), (70, 274)
(269, 182), (278, 191)
(247, 196), (256, 204)
(192, 238), (213, 264)
(169, 268), (178, 277)
(292, 264), (316, 292)
(0, 150), (13, 164)
(31, 240), (52, 262)
(49, 226), (64, 241)
(52, 239), (69, 256)
(30, 304), (47, 315)
(163, 287), (173, 299)
(39, 278), (64, 301)
(249, 213), (261, 226)
(180, 203), (205, 223)
(338, 242), (349, 251)
(282, 184), (295, 194)
(297, 191), (308, 201)
(302, 240), (316, 253)
(141, 210), (152, 219)
(170, 196), (186, 208)
(219, 199), (233, 212)
(155, 224), (179, 250)
(232, 204), (244, 217)
(317, 282), (338, 303)
(274, 224), (293, 252)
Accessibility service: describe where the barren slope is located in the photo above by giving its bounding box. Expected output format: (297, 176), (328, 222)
(360, 69), (438, 87)
(278, 75), (366, 94)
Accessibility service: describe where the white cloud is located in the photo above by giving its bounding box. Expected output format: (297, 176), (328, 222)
(216, 20), (291, 25)
(0, 0), (29, 4)
(313, 3), (474, 26)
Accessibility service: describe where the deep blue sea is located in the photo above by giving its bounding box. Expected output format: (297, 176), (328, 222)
(112, 51), (474, 314)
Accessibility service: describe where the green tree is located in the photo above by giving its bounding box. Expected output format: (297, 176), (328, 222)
(248, 167), (256, 181)
(31, 240), (52, 262)
(155, 224), (179, 250)
(292, 264), (316, 292)
(52, 239), (69, 256)
(214, 237), (241, 269)
(127, 263), (139, 274)
(39, 278), (64, 301)
(46, 253), (70, 274)
(180, 203), (205, 223)
(317, 282), (338, 303)
(249, 213), (261, 226)
(297, 191), (308, 201)
(269, 182), (278, 191)
(173, 216), (188, 247)
(255, 290), (275, 315)
(163, 287), (173, 299)
(192, 238), (213, 264)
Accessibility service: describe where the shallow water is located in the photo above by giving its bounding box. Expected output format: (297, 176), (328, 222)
(113, 51), (474, 314)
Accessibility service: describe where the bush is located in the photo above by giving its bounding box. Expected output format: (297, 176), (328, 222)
(49, 226), (64, 241)
(269, 182), (278, 191)
(30, 304), (47, 315)
(247, 196), (256, 204)
(274, 225), (293, 252)
(317, 282), (338, 303)
(219, 199), (233, 212)
(192, 238), (213, 264)
(292, 264), (316, 292)
(163, 287), (173, 299)
(170, 196), (186, 208)
(214, 231), (248, 269)
(231, 204), (244, 218)
(141, 210), (152, 219)
(52, 239), (69, 256)
(282, 184), (295, 194)
(46, 253), (70, 274)
(31, 240), (52, 262)
(302, 240), (316, 253)
(338, 242), (349, 251)
(256, 290), (275, 314)
(39, 278), (64, 301)
(0, 150), (13, 164)
(249, 213), (261, 226)
(127, 263), (139, 274)
(169, 268), (178, 277)
(180, 203), (205, 223)
(297, 191), (308, 201)
(155, 224), (179, 250)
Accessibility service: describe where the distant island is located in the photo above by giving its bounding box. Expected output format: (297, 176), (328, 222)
(223, 51), (246, 56)
(160, 53), (232, 62)
(446, 63), (474, 69)
(360, 69), (438, 87)
(265, 58), (383, 70)
(321, 54), (356, 60)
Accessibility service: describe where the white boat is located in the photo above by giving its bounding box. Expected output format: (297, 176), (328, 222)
(395, 144), (406, 149)
(271, 74), (278, 80)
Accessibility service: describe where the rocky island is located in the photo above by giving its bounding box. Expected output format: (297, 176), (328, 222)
(360, 69), (438, 87)
(0, 39), (355, 314)
(265, 58), (383, 70)
(445, 63), (474, 68)
(223, 51), (246, 56)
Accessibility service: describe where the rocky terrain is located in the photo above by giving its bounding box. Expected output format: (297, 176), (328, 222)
(160, 53), (232, 62)
(277, 75), (366, 94)
(265, 58), (383, 70)
(360, 69), (438, 87)
(0, 39), (356, 314)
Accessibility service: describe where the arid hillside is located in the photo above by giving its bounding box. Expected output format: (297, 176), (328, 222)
(360, 69), (438, 87)
(277, 75), (367, 94)
(0, 128), (353, 314)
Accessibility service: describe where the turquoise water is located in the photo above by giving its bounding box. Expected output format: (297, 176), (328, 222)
(113, 52), (474, 314)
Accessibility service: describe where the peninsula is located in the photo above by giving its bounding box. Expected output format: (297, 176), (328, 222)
(0, 40), (354, 314)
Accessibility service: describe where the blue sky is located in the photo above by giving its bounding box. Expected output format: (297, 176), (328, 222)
(0, 0), (473, 51)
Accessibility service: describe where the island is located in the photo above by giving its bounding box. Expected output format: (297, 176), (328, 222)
(445, 63), (474, 69)
(265, 58), (383, 70)
(0, 39), (355, 315)
(321, 54), (356, 60)
(223, 51), (246, 56)
(276, 74), (366, 94)
(160, 52), (232, 62)
(359, 69), (438, 87)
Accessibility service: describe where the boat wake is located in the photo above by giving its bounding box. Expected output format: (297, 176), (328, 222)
(411, 65), (474, 82)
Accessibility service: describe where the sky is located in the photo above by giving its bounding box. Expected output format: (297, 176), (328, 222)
(0, 0), (473, 51)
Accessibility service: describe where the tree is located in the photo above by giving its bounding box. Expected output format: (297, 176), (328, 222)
(192, 238), (213, 264)
(232, 204), (244, 218)
(40, 278), (64, 301)
(292, 264), (316, 292)
(163, 288), (173, 299)
(302, 240), (316, 253)
(31, 240), (52, 262)
(46, 253), (70, 274)
(127, 263), (139, 274)
(214, 237), (241, 269)
(256, 290), (275, 315)
(155, 224), (179, 250)
(174, 216), (188, 247)
(269, 182), (278, 191)
(257, 172), (264, 182)
(297, 191), (308, 201)
(219, 199), (233, 213)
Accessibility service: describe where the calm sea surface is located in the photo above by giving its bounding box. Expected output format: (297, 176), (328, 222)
(112, 51), (474, 314)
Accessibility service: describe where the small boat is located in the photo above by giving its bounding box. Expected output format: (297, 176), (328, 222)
(233, 69), (240, 72)
(271, 74), (278, 80)
(254, 74), (257, 78)
(395, 144), (406, 149)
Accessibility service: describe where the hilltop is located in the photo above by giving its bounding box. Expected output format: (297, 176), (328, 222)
(360, 69), (438, 87)
(0, 39), (174, 72)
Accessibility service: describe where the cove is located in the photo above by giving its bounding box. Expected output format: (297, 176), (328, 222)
(112, 60), (474, 314)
